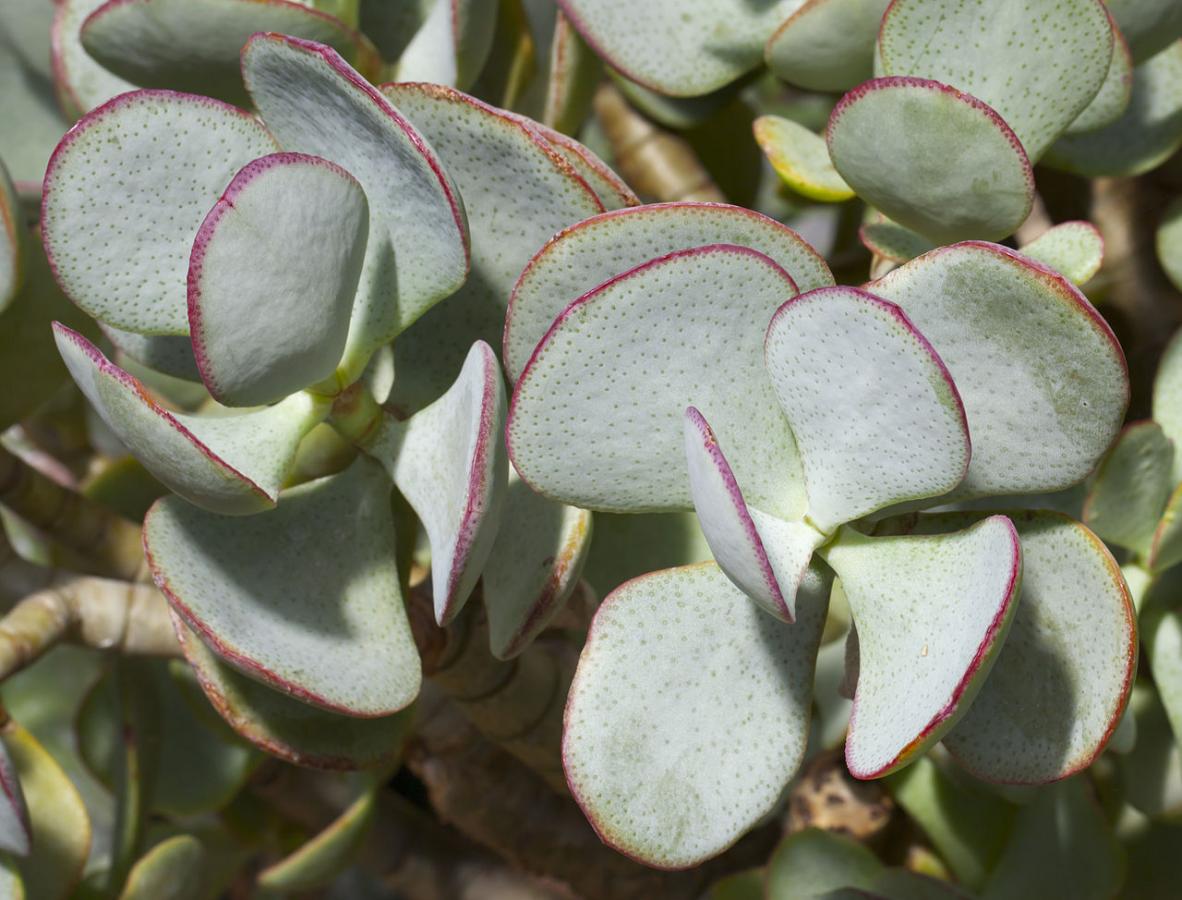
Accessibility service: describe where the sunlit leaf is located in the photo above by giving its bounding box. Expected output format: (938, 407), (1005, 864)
(117, 834), (205, 900)
(765, 0), (890, 93)
(50, 0), (135, 118)
(1018, 221), (1105, 285)
(1156, 196), (1182, 293)
(397, 0), (497, 89)
(753, 115), (854, 202)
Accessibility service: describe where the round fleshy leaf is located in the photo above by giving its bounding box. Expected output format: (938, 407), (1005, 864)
(80, 0), (379, 107)
(1121, 683), (1182, 820)
(145, 459), (420, 717)
(821, 516), (1022, 779)
(119, 835), (205, 900)
(539, 12), (603, 138)
(256, 790), (374, 891)
(505, 201), (831, 383)
(1153, 327), (1182, 483)
(0, 161), (22, 314)
(1064, 12), (1133, 135)
(1156, 197), (1182, 293)
(766, 828), (883, 899)
(555, 0), (807, 97)
(51, 0), (135, 118)
(509, 244), (806, 517)
(54, 324), (328, 515)
(878, 0), (1113, 160)
(41, 89), (279, 335)
(1149, 482), (1182, 572)
(241, 34), (468, 374)
(871, 242), (1128, 500)
(1044, 42), (1182, 177)
(362, 341), (507, 626)
(379, 82), (602, 411)
(1017, 221), (1104, 285)
(100, 325), (201, 382)
(683, 407), (823, 623)
(1083, 421), (1174, 555)
(396, 0), (496, 89)
(764, 0), (891, 93)
(900, 511), (1135, 784)
(0, 738), (28, 858)
(1106, 0), (1182, 64)
(523, 119), (638, 210)
(859, 210), (935, 264)
(188, 152), (369, 406)
(483, 469), (592, 659)
(563, 561), (829, 869)
(582, 511), (713, 597)
(828, 78), (1034, 243)
(175, 621), (413, 769)
(765, 286), (969, 532)
(753, 115), (854, 202)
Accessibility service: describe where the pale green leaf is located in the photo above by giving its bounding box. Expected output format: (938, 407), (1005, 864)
(766, 828), (882, 899)
(1156, 196), (1182, 293)
(1105, 0), (1182, 64)
(396, 0), (497, 89)
(118, 835), (205, 900)
(51, 0), (135, 118)
(765, 0), (891, 93)
(1018, 221), (1105, 284)
(256, 791), (374, 891)
(753, 115), (854, 202)
(1083, 421), (1173, 555)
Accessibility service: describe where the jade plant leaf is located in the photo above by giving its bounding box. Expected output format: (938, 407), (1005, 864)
(397, 0), (497, 89)
(54, 324), (330, 515)
(683, 407), (821, 622)
(99, 326), (202, 383)
(877, 0), (1113, 160)
(581, 511), (713, 597)
(0, 737), (28, 857)
(871, 242), (1128, 500)
(118, 835), (205, 900)
(508, 244), (805, 516)
(1063, 11), (1133, 135)
(175, 623), (413, 769)
(80, 0), (379, 107)
(765, 828), (882, 899)
(1143, 589), (1182, 743)
(363, 341), (507, 625)
(1083, 421), (1174, 555)
(765, 0), (890, 93)
(1121, 683), (1182, 820)
(821, 517), (1021, 779)
(827, 77), (1035, 243)
(563, 561), (829, 869)
(51, 0), (135, 118)
(1149, 488), (1182, 572)
(241, 33), (469, 376)
(504, 201), (832, 381)
(1152, 327), (1182, 483)
(520, 118), (638, 210)
(188, 152), (369, 406)
(482, 469), (592, 659)
(764, 286), (969, 532)
(0, 161), (21, 313)
(1017, 221), (1105, 285)
(1105, 0), (1182, 64)
(902, 511), (1135, 783)
(538, 13), (603, 137)
(859, 210), (936, 265)
(144, 459), (420, 716)
(753, 115), (854, 203)
(1156, 196), (1182, 293)
(256, 790), (374, 891)
(380, 81), (602, 411)
(41, 89), (278, 334)
(1045, 41), (1182, 177)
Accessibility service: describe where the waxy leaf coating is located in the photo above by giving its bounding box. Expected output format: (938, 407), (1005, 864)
(1106, 0), (1182, 64)
(99, 325), (202, 382)
(753, 115), (854, 203)
(1064, 12), (1133, 136)
(41, 89), (278, 335)
(1018, 221), (1105, 286)
(1153, 327), (1182, 483)
(1083, 421), (1174, 555)
(563, 561), (829, 869)
(765, 0), (890, 93)
(54, 324), (328, 515)
(0, 162), (22, 315)
(505, 201), (831, 383)
(396, 0), (497, 89)
(51, 0), (135, 118)
(188, 152), (369, 407)
(509, 244), (805, 516)
(765, 286), (969, 532)
(822, 517), (1022, 778)
(145, 459), (420, 717)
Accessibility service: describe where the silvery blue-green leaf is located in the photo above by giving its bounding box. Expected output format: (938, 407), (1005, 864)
(766, 828), (882, 899)
(1153, 326), (1182, 483)
(1083, 421), (1173, 555)
(1064, 13), (1134, 135)
(41, 89), (279, 335)
(396, 0), (496, 89)
(753, 116), (854, 202)
(521, 117), (637, 210)
(765, 0), (891, 93)
(1018, 221), (1105, 285)
(99, 326), (201, 383)
(1121, 683), (1182, 820)
(1105, 0), (1182, 64)
(858, 210), (936, 264)
(1156, 196), (1182, 293)
(51, 0), (136, 118)
(0, 160), (22, 314)
(1149, 483), (1182, 571)
(504, 201), (831, 382)
(144, 459), (420, 716)
(563, 561), (828, 868)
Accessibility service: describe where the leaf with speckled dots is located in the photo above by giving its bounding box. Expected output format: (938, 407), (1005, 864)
(871, 242), (1128, 500)
(0, 161), (22, 314)
(683, 407), (821, 623)
(1018, 221), (1105, 285)
(878, 0), (1113, 161)
(896, 511), (1135, 784)
(483, 468), (592, 659)
(753, 115), (854, 202)
(99, 325), (201, 382)
(0, 737), (29, 858)
(1156, 197), (1182, 293)
(54, 324), (329, 515)
(242, 34), (469, 380)
(1083, 422), (1173, 555)
(1153, 328), (1182, 483)
(41, 89), (279, 335)
(563, 561), (829, 869)
(174, 621), (413, 769)
(504, 202), (831, 383)
(378, 82), (602, 411)
(1105, 0), (1182, 64)
(765, 286), (970, 532)
(509, 244), (806, 517)
(859, 210), (936, 264)
(80, 0), (379, 107)
(51, 0), (136, 119)
(362, 341), (507, 626)
(827, 78), (1035, 243)
(396, 0), (497, 89)
(145, 459), (420, 717)
(1064, 12), (1133, 135)
(519, 118), (639, 210)
(821, 516), (1022, 779)
(188, 152), (369, 407)
(764, 0), (891, 93)
(1044, 41), (1182, 177)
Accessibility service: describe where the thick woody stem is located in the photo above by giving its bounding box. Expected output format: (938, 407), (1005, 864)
(0, 446), (146, 581)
